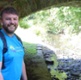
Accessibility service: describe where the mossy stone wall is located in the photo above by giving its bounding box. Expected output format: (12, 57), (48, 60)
(0, 0), (81, 18)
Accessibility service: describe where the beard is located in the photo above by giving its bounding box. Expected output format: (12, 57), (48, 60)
(2, 23), (17, 34)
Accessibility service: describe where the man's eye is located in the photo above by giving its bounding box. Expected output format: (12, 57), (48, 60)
(14, 18), (18, 20)
(6, 18), (11, 20)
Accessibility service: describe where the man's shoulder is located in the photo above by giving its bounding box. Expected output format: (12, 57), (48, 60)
(14, 34), (22, 44)
(0, 37), (4, 49)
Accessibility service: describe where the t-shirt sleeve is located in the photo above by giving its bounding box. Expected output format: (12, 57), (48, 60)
(0, 39), (3, 62)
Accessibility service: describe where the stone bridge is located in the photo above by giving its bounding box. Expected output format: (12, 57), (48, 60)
(0, 0), (81, 17)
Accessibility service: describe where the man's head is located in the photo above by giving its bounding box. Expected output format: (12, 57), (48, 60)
(0, 7), (19, 35)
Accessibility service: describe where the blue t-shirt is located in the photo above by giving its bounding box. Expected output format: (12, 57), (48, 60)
(0, 29), (24, 80)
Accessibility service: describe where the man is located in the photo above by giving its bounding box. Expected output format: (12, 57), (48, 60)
(0, 7), (28, 80)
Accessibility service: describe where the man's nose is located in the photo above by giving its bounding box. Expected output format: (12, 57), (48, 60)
(10, 19), (15, 24)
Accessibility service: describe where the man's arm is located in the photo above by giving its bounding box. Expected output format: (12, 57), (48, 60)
(0, 62), (4, 80)
(21, 61), (28, 80)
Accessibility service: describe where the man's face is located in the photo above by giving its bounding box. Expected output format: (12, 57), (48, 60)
(1, 13), (19, 34)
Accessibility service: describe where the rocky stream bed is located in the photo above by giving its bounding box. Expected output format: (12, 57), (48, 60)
(42, 44), (81, 80)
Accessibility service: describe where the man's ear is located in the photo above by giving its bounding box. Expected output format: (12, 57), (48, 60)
(0, 19), (1, 24)
(0, 19), (3, 28)
(0, 19), (2, 29)
(0, 19), (3, 26)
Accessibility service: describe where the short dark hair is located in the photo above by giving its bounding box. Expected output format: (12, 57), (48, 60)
(0, 7), (19, 18)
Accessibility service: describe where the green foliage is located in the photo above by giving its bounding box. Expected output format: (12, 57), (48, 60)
(19, 18), (30, 29)
(19, 6), (81, 34)
(24, 6), (81, 34)
(50, 69), (67, 80)
(49, 53), (67, 80)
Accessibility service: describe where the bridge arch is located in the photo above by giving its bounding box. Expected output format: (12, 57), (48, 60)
(0, 0), (81, 17)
